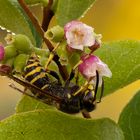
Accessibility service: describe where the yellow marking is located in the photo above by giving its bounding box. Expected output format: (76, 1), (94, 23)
(30, 72), (46, 84)
(85, 90), (89, 95)
(41, 84), (49, 90)
(67, 93), (71, 99)
(91, 91), (95, 96)
(25, 67), (42, 78)
(88, 84), (94, 90)
(26, 62), (39, 68)
(73, 60), (83, 70)
(73, 81), (89, 96)
(45, 53), (54, 68)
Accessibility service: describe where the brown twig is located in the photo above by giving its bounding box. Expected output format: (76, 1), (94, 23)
(18, 0), (53, 51)
(18, 0), (68, 80)
(42, 0), (54, 31)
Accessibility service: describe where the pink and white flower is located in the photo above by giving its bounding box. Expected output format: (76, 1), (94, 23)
(0, 44), (4, 61)
(78, 55), (112, 86)
(64, 21), (96, 51)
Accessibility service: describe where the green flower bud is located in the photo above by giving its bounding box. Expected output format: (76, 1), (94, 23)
(4, 44), (18, 60)
(3, 57), (15, 67)
(13, 34), (32, 54)
(45, 25), (64, 42)
(13, 54), (29, 73)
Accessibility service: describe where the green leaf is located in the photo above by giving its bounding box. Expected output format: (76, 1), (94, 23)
(118, 90), (140, 140)
(56, 0), (96, 26)
(0, 0), (41, 47)
(0, 110), (124, 140)
(16, 95), (54, 113)
(95, 40), (140, 96)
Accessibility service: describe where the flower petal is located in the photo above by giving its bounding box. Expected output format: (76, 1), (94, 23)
(64, 21), (96, 51)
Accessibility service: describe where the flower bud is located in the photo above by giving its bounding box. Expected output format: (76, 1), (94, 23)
(45, 25), (64, 43)
(64, 21), (95, 51)
(13, 34), (32, 54)
(13, 54), (29, 73)
(4, 44), (18, 60)
(0, 44), (5, 61)
(4, 57), (15, 67)
(89, 34), (102, 52)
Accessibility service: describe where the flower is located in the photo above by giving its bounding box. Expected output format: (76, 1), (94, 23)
(64, 21), (95, 51)
(0, 44), (4, 61)
(89, 33), (102, 52)
(78, 55), (112, 86)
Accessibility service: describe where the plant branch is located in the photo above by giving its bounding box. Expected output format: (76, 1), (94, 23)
(42, 0), (54, 31)
(18, 0), (53, 51)
(18, 0), (68, 80)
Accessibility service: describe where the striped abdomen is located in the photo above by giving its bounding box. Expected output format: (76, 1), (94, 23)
(23, 55), (50, 90)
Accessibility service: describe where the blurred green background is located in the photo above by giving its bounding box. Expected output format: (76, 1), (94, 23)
(0, 0), (140, 121)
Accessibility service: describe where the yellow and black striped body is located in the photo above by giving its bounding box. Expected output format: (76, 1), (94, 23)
(22, 54), (96, 113)
(24, 54), (50, 90)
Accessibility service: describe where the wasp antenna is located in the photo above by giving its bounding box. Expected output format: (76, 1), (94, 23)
(9, 83), (34, 98)
(97, 78), (104, 103)
(93, 70), (99, 102)
(9, 83), (54, 105)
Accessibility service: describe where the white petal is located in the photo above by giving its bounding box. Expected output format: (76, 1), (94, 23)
(97, 61), (112, 78)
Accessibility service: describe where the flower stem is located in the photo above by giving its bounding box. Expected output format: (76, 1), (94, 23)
(42, 0), (54, 31)
(82, 111), (92, 119)
(18, 0), (68, 80)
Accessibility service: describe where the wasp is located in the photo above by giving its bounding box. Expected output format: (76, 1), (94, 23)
(0, 53), (104, 118)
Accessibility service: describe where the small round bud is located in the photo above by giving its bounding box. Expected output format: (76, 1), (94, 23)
(4, 44), (18, 60)
(13, 54), (29, 73)
(4, 57), (15, 67)
(13, 34), (32, 53)
(89, 34), (102, 52)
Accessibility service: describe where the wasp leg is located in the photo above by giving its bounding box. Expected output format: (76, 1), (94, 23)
(75, 71), (79, 85)
(65, 60), (83, 87)
(9, 83), (54, 105)
(72, 77), (94, 96)
(45, 44), (60, 69)
(8, 75), (62, 102)
(46, 70), (61, 83)
(9, 83), (34, 98)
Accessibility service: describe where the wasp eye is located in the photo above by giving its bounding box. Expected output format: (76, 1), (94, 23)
(82, 91), (96, 112)
(83, 101), (96, 112)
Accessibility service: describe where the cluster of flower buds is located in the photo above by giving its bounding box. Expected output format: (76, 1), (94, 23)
(0, 20), (112, 87)
(64, 20), (112, 86)
(0, 34), (50, 73)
